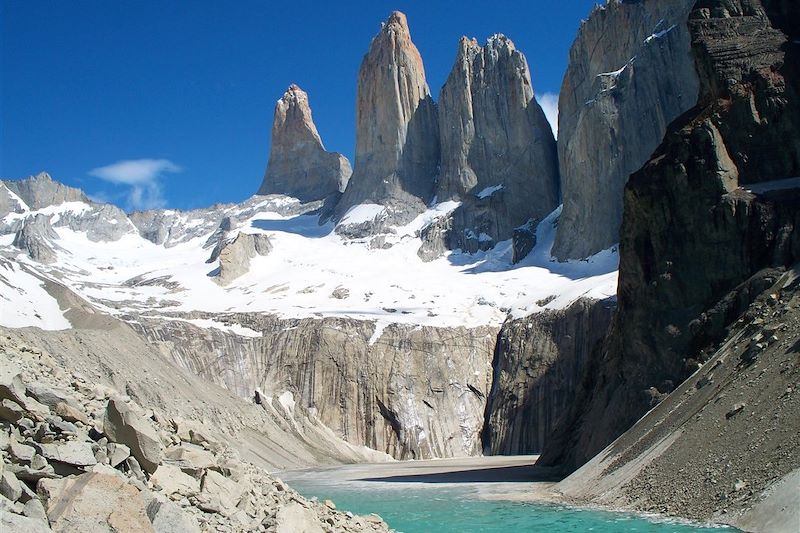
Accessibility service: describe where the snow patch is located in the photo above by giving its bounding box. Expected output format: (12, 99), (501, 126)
(278, 391), (296, 414)
(0, 261), (71, 330)
(339, 204), (386, 225)
(476, 185), (504, 199)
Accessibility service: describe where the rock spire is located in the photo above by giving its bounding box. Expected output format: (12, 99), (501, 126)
(258, 84), (351, 202)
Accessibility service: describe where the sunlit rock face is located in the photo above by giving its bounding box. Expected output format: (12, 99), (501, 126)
(435, 34), (559, 254)
(552, 0), (699, 260)
(258, 84), (351, 202)
(335, 11), (440, 227)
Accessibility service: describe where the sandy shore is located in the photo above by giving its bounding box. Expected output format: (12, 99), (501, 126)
(279, 455), (565, 503)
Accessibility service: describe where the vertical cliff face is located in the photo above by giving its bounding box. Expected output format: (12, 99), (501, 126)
(435, 35), (559, 252)
(552, 0), (700, 260)
(540, 0), (800, 471)
(257, 85), (352, 202)
(135, 315), (497, 460)
(335, 11), (440, 225)
(483, 298), (613, 455)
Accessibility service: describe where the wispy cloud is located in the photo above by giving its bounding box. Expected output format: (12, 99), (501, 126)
(89, 159), (181, 211)
(536, 92), (559, 139)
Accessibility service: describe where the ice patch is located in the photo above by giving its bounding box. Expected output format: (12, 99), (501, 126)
(278, 391), (296, 414)
(476, 185), (504, 199)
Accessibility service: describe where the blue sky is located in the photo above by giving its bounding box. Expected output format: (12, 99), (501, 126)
(1, 1), (599, 211)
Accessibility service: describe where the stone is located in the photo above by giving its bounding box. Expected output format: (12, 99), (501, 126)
(0, 510), (51, 533)
(54, 402), (90, 425)
(107, 442), (131, 468)
(164, 443), (216, 476)
(103, 397), (163, 473)
(258, 84), (352, 202)
(0, 471), (23, 502)
(335, 11), (440, 228)
(8, 440), (35, 463)
(0, 362), (27, 404)
(146, 496), (201, 533)
(552, 0), (700, 260)
(23, 498), (48, 523)
(35, 441), (97, 467)
(0, 399), (25, 422)
(200, 470), (243, 513)
(275, 502), (324, 533)
(39, 472), (154, 532)
(437, 35), (559, 253)
(151, 464), (200, 497)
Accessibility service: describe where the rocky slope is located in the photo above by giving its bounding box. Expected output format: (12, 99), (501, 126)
(540, 0), (800, 478)
(0, 331), (390, 532)
(552, 0), (700, 260)
(434, 35), (559, 255)
(257, 85), (352, 202)
(334, 11), (440, 229)
(483, 298), (613, 455)
(553, 266), (800, 531)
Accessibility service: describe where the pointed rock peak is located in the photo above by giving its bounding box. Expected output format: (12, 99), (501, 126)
(35, 171), (53, 181)
(280, 84), (309, 105)
(383, 11), (409, 34)
(486, 33), (516, 52)
(258, 85), (351, 202)
(456, 36), (481, 59)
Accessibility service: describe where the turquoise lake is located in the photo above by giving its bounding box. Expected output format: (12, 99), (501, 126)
(281, 460), (734, 533)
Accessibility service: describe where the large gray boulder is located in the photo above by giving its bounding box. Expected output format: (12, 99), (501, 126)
(103, 397), (163, 474)
(436, 34), (559, 252)
(258, 85), (352, 202)
(214, 232), (272, 285)
(335, 11), (440, 228)
(39, 472), (154, 532)
(552, 0), (699, 260)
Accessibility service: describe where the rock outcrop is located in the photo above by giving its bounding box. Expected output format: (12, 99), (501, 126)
(552, 0), (700, 260)
(257, 84), (352, 202)
(436, 35), (559, 253)
(2, 172), (88, 210)
(214, 232), (273, 285)
(0, 184), (29, 219)
(335, 11), (440, 228)
(540, 0), (800, 472)
(12, 215), (59, 264)
(483, 298), (613, 455)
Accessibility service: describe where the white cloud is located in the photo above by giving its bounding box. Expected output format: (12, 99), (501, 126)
(536, 92), (559, 139)
(89, 159), (181, 211)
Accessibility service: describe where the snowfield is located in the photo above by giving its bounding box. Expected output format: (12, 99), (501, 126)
(0, 196), (618, 333)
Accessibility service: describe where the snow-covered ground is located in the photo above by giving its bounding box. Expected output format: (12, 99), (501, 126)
(0, 196), (618, 333)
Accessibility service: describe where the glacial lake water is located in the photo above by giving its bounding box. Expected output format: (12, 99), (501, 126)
(281, 458), (734, 533)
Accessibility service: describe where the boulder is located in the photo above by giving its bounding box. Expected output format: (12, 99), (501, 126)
(0, 471), (23, 502)
(146, 497), (200, 533)
(0, 510), (51, 533)
(35, 441), (97, 467)
(103, 397), (163, 474)
(150, 464), (200, 497)
(164, 443), (216, 476)
(199, 470), (244, 514)
(39, 472), (154, 532)
(275, 502), (324, 533)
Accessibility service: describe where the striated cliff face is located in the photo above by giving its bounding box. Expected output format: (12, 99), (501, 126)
(540, 0), (800, 472)
(134, 314), (498, 460)
(257, 84), (352, 202)
(552, 0), (700, 260)
(435, 35), (559, 253)
(335, 11), (440, 227)
(12, 213), (60, 263)
(483, 298), (614, 455)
